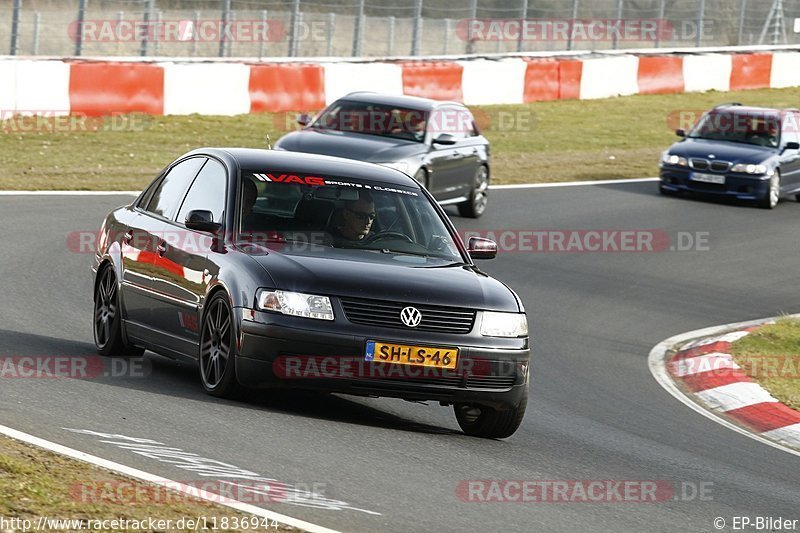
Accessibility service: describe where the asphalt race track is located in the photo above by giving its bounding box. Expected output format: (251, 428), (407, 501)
(1, 182), (799, 532)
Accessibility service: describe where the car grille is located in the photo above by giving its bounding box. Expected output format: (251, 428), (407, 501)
(690, 158), (732, 172)
(340, 297), (476, 334)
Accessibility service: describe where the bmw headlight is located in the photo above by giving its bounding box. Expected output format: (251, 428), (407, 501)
(256, 289), (334, 321)
(661, 152), (688, 167)
(480, 311), (528, 338)
(731, 163), (768, 175)
(377, 162), (410, 175)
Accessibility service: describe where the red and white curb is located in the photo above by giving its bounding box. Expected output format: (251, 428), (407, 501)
(649, 316), (800, 458)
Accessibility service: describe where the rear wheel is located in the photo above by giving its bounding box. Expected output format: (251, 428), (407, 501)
(199, 293), (243, 398)
(759, 171), (780, 209)
(458, 166), (489, 218)
(454, 389), (527, 439)
(93, 265), (143, 357)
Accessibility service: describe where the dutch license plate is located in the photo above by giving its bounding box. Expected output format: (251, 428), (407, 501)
(365, 340), (458, 370)
(691, 172), (726, 184)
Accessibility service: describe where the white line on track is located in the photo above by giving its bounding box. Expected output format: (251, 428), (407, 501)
(647, 316), (800, 459)
(0, 177), (660, 196)
(0, 424), (340, 533)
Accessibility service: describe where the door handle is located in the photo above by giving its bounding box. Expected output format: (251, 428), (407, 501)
(156, 242), (167, 255)
(123, 231), (133, 244)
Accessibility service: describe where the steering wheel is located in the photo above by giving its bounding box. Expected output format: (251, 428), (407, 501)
(364, 231), (414, 244)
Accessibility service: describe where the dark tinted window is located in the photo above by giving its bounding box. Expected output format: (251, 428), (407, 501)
(146, 157), (205, 219)
(137, 174), (163, 209)
(177, 159), (227, 224)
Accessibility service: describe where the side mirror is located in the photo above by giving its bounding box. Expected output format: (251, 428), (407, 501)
(297, 113), (312, 126)
(468, 237), (497, 260)
(185, 210), (221, 233)
(432, 132), (457, 145)
(675, 128), (686, 138)
(785, 141), (800, 150)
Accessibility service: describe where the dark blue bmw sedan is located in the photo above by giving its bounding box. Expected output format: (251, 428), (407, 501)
(659, 104), (800, 208)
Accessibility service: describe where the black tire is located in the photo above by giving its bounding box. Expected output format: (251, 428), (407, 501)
(458, 165), (489, 218)
(93, 265), (144, 357)
(454, 389), (528, 439)
(759, 171), (780, 209)
(659, 185), (677, 196)
(199, 292), (243, 398)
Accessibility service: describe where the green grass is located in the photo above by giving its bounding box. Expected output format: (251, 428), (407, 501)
(729, 318), (800, 411)
(4, 86), (800, 190)
(0, 435), (297, 531)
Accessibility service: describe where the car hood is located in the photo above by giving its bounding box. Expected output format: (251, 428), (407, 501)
(669, 138), (775, 164)
(275, 129), (425, 163)
(244, 249), (521, 312)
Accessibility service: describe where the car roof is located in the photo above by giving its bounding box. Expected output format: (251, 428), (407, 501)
(337, 91), (463, 111)
(711, 104), (797, 115)
(186, 147), (422, 188)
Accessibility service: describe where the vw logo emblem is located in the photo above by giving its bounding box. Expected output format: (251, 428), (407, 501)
(400, 306), (422, 328)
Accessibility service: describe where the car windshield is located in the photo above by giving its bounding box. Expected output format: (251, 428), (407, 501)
(688, 110), (781, 147)
(237, 171), (463, 264)
(312, 100), (429, 143)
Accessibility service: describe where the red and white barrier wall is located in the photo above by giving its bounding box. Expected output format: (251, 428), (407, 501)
(2, 50), (800, 116)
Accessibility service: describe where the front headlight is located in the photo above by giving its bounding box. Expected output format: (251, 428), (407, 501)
(661, 152), (688, 167)
(480, 311), (528, 338)
(731, 163), (768, 175)
(377, 162), (410, 175)
(256, 289), (334, 321)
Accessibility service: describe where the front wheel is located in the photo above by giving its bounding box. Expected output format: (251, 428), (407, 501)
(199, 293), (243, 398)
(458, 166), (489, 218)
(93, 266), (144, 357)
(454, 389), (527, 439)
(759, 172), (780, 209)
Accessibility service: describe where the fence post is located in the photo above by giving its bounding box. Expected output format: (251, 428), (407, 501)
(567, 0), (579, 51)
(655, 0), (665, 48)
(219, 0), (231, 57)
(517, 0), (527, 52)
(612, 0), (623, 50)
(327, 13), (335, 56)
(74, 0), (87, 56)
(387, 15), (395, 56)
(32, 11), (41, 55)
(258, 10), (267, 59)
(9, 0), (21, 56)
(466, 0), (477, 54)
(695, 0), (705, 47)
(352, 0), (364, 56)
(443, 18), (451, 54)
(153, 10), (162, 56)
(289, 0), (299, 57)
(737, 0), (747, 45)
(191, 10), (199, 56)
(140, 0), (153, 57)
(411, 0), (422, 55)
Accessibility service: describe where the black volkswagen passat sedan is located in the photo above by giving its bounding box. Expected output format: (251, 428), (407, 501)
(659, 103), (800, 208)
(274, 92), (491, 218)
(92, 148), (530, 438)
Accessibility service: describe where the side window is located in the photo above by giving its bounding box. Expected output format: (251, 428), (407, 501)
(783, 114), (800, 147)
(176, 159), (227, 224)
(146, 157), (206, 219)
(136, 174), (163, 210)
(430, 107), (471, 141)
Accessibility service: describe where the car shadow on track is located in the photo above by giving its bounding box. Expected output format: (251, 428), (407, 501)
(0, 329), (455, 436)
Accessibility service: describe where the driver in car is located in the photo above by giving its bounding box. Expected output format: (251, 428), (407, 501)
(329, 192), (376, 244)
